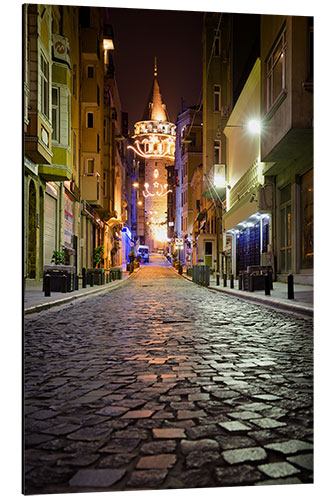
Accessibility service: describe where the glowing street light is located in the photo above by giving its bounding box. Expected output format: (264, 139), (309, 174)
(220, 118), (262, 135)
(247, 119), (261, 134)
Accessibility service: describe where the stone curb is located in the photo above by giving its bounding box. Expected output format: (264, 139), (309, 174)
(175, 268), (313, 317)
(24, 266), (142, 315)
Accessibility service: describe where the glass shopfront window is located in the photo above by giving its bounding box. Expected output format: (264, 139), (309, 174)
(280, 184), (292, 273)
(300, 169), (313, 269)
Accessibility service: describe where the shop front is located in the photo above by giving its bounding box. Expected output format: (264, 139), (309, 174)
(224, 212), (273, 278)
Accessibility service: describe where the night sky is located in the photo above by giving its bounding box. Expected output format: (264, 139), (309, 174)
(107, 7), (204, 131)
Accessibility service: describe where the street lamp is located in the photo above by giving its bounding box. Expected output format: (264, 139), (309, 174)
(218, 118), (262, 135)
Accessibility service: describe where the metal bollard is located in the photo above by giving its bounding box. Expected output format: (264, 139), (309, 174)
(265, 274), (271, 295)
(90, 273), (94, 287)
(216, 272), (220, 286)
(238, 274), (243, 290)
(230, 274), (234, 289)
(82, 268), (86, 288)
(75, 274), (79, 290)
(249, 273), (254, 292)
(61, 274), (67, 293)
(44, 273), (51, 297)
(288, 274), (294, 299)
(223, 274), (227, 287)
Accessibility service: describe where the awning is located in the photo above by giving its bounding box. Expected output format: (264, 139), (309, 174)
(195, 210), (206, 223)
(202, 186), (226, 200)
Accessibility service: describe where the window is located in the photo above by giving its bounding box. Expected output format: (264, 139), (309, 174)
(266, 26), (287, 112)
(97, 85), (100, 106)
(214, 140), (221, 164)
(40, 53), (49, 117)
(87, 65), (94, 78)
(279, 184), (292, 272)
(73, 64), (77, 98)
(205, 241), (212, 255)
(103, 171), (107, 197)
(73, 132), (77, 170)
(214, 31), (221, 56)
(300, 169), (313, 269)
(104, 119), (107, 143)
(86, 158), (95, 175)
(87, 112), (94, 128)
(97, 134), (100, 152)
(213, 85), (221, 112)
(307, 18), (314, 82)
(52, 87), (60, 141)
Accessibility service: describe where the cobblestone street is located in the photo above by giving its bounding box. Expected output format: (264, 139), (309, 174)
(23, 255), (313, 494)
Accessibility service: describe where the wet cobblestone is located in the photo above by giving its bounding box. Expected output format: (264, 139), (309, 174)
(24, 258), (313, 494)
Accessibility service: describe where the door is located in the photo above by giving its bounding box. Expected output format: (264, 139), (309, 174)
(204, 240), (213, 267)
(44, 193), (57, 265)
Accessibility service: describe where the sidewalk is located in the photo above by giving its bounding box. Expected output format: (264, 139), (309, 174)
(24, 267), (139, 315)
(180, 270), (313, 317)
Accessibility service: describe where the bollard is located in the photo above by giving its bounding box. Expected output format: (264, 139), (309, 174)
(82, 268), (86, 288)
(288, 274), (294, 299)
(216, 272), (220, 286)
(230, 274), (234, 289)
(249, 273), (254, 292)
(90, 273), (94, 287)
(238, 274), (243, 290)
(61, 274), (67, 293)
(98, 272), (102, 285)
(75, 274), (79, 291)
(44, 273), (51, 297)
(265, 274), (271, 295)
(223, 274), (227, 287)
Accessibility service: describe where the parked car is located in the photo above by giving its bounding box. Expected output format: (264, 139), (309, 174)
(137, 245), (149, 263)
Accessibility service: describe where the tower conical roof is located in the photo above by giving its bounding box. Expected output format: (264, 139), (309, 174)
(141, 58), (170, 122)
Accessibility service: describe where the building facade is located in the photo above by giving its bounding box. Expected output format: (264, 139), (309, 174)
(175, 106), (203, 266)
(24, 5), (131, 285)
(200, 12), (260, 276)
(260, 15), (313, 285)
(222, 59), (272, 279)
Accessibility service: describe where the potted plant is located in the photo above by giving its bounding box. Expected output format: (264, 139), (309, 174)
(43, 249), (75, 292)
(51, 250), (66, 265)
(93, 245), (104, 268)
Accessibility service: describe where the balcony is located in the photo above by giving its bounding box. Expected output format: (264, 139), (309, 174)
(25, 115), (53, 165)
(39, 163), (72, 181)
(81, 173), (103, 207)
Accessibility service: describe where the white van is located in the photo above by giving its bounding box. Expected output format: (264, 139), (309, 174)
(137, 245), (150, 263)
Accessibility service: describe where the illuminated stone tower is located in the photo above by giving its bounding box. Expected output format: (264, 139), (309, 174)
(128, 58), (176, 251)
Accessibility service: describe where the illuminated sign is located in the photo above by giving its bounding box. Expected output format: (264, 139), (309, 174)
(127, 135), (175, 159)
(214, 164), (226, 187)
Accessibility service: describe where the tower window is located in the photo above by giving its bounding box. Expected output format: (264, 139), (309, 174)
(87, 112), (94, 128)
(214, 85), (221, 112)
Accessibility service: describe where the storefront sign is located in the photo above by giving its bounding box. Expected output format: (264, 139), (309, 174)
(64, 193), (74, 248)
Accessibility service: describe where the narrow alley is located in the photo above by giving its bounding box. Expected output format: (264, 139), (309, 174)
(24, 255), (313, 494)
